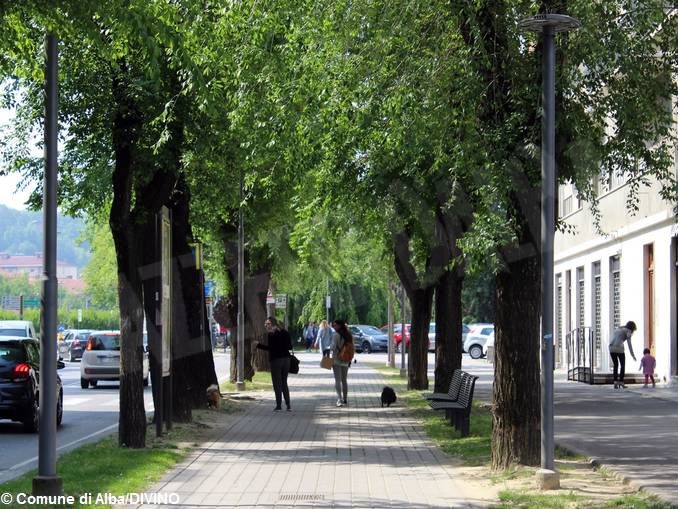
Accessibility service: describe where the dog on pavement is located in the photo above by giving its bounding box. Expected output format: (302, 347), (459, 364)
(380, 386), (397, 407)
(206, 384), (221, 409)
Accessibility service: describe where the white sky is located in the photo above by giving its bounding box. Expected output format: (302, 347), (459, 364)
(0, 106), (36, 210)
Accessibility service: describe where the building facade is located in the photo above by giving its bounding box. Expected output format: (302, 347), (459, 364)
(554, 167), (678, 383)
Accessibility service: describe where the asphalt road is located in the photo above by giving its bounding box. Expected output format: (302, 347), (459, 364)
(0, 352), (230, 485)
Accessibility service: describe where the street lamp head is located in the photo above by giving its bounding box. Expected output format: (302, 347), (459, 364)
(518, 14), (581, 33)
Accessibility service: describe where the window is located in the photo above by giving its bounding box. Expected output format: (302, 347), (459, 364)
(556, 273), (563, 368)
(592, 262), (602, 368)
(577, 266), (585, 330)
(610, 256), (621, 329)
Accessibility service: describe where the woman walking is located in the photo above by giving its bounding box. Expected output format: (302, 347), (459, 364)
(257, 317), (293, 411)
(314, 319), (333, 357)
(331, 319), (353, 407)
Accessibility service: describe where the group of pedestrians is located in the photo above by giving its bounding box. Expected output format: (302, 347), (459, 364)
(256, 317), (354, 411)
(609, 320), (656, 389)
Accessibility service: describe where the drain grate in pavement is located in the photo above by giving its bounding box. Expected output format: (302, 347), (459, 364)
(278, 494), (325, 502)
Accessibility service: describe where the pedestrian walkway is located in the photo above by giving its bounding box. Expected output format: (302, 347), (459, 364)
(131, 354), (488, 508)
(552, 376), (678, 506)
(471, 359), (678, 507)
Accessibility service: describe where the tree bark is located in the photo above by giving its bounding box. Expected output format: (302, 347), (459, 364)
(492, 248), (541, 468)
(110, 64), (146, 448)
(434, 269), (464, 394)
(169, 179), (218, 421)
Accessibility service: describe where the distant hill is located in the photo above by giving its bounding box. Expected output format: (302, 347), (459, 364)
(0, 204), (90, 269)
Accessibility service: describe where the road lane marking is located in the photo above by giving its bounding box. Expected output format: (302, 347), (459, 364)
(9, 423), (118, 471)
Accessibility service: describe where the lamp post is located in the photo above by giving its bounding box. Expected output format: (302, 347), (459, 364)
(518, 13), (580, 490)
(33, 32), (62, 496)
(236, 166), (245, 391)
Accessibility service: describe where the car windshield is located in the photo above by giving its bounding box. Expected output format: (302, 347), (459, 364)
(0, 329), (26, 337)
(0, 342), (26, 362)
(76, 333), (90, 341)
(90, 334), (120, 351)
(360, 326), (383, 335)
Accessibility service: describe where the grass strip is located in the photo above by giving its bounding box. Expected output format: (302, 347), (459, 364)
(222, 370), (273, 393)
(0, 419), (211, 509)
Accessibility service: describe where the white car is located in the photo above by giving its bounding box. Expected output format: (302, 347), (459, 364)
(0, 320), (37, 339)
(463, 323), (494, 359)
(80, 331), (149, 388)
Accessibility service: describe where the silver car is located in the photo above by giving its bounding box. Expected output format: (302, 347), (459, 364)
(80, 331), (149, 388)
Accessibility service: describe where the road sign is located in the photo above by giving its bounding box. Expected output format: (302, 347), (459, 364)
(275, 294), (287, 309)
(266, 289), (275, 304)
(326, 295), (331, 308)
(204, 281), (214, 298)
(77, 309), (82, 323)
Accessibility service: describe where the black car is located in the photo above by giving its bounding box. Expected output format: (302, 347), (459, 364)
(62, 330), (92, 362)
(0, 337), (64, 432)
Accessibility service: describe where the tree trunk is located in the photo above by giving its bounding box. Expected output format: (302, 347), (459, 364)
(246, 270), (271, 372)
(492, 251), (541, 468)
(110, 64), (146, 448)
(407, 288), (433, 390)
(170, 180), (218, 421)
(434, 269), (464, 393)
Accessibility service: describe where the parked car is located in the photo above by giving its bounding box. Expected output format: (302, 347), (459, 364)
(59, 329), (92, 362)
(463, 323), (495, 359)
(80, 331), (149, 389)
(485, 331), (495, 363)
(428, 323), (436, 352)
(0, 336), (64, 432)
(380, 324), (411, 351)
(349, 325), (389, 353)
(0, 320), (37, 339)
(428, 323), (471, 352)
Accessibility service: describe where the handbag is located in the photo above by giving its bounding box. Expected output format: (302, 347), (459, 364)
(320, 356), (333, 370)
(289, 353), (300, 374)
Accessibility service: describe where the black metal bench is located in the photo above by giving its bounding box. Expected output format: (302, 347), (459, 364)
(423, 368), (463, 402)
(429, 372), (478, 437)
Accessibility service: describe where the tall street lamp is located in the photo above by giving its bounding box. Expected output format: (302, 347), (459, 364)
(518, 13), (580, 491)
(33, 32), (62, 496)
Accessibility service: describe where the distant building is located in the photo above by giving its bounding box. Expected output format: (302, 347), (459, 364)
(0, 253), (78, 279)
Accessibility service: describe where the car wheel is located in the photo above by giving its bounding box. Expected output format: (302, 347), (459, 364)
(80, 377), (89, 389)
(56, 390), (63, 427)
(23, 398), (39, 433)
(143, 376), (149, 387)
(90, 380), (98, 388)
(362, 341), (371, 354)
(469, 344), (483, 360)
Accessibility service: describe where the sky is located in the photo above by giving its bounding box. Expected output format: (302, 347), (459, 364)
(0, 106), (35, 210)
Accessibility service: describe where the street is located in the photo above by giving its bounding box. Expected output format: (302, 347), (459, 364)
(0, 352), (230, 484)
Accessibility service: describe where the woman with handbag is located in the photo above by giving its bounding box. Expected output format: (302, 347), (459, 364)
(257, 317), (293, 411)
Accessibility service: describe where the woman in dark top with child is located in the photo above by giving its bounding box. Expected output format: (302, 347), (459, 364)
(257, 317), (293, 411)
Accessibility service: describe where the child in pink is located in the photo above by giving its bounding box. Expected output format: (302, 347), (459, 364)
(639, 348), (656, 388)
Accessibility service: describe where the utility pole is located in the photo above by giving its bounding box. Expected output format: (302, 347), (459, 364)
(236, 166), (245, 391)
(33, 33), (61, 497)
(519, 13), (580, 491)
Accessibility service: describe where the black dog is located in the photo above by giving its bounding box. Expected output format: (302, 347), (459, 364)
(380, 386), (397, 407)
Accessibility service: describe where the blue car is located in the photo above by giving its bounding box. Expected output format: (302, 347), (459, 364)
(349, 325), (389, 354)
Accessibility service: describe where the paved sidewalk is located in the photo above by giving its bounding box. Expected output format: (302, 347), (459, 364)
(471, 359), (678, 507)
(131, 354), (487, 508)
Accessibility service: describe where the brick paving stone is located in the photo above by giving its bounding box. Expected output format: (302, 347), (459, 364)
(125, 353), (479, 508)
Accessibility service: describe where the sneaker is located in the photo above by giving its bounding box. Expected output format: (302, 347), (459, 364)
(643, 384), (648, 388)
(286, 405), (291, 411)
(342, 399), (347, 405)
(274, 406), (282, 412)
(336, 399), (343, 407)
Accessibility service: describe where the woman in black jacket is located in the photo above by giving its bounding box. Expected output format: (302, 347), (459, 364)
(257, 317), (293, 411)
